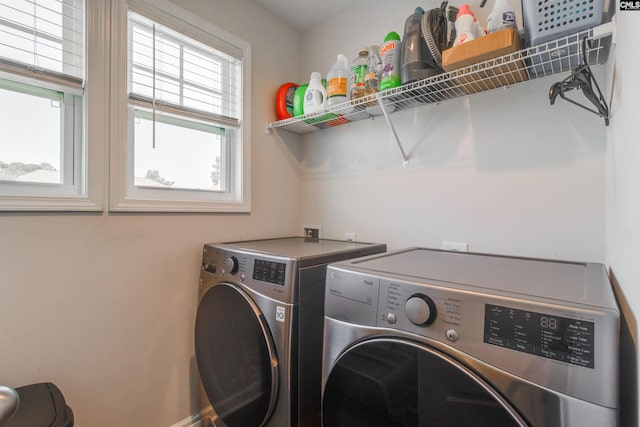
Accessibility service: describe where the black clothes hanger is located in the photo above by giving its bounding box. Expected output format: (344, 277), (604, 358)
(549, 38), (610, 125)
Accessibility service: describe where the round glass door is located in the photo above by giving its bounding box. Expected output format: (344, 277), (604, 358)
(323, 339), (527, 427)
(195, 283), (278, 427)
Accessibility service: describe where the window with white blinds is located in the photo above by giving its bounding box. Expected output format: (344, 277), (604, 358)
(0, 0), (104, 211)
(110, 0), (250, 212)
(0, 0), (84, 91)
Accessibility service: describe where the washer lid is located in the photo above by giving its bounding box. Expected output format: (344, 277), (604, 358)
(195, 283), (278, 427)
(338, 248), (617, 309)
(208, 237), (386, 267)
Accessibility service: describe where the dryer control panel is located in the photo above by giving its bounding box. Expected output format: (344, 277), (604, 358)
(200, 245), (297, 304)
(484, 304), (595, 368)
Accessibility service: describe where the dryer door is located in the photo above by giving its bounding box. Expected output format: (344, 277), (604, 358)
(195, 283), (278, 427)
(323, 338), (528, 427)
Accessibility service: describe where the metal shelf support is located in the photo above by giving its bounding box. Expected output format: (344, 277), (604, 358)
(377, 94), (409, 167)
(266, 125), (303, 177)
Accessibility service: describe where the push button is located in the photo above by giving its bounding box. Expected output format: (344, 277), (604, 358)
(386, 313), (397, 324)
(445, 329), (460, 342)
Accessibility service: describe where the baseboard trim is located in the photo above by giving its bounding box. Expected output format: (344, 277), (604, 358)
(170, 414), (202, 427)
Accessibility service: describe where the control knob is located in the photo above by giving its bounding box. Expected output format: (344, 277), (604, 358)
(224, 256), (239, 275)
(405, 294), (437, 326)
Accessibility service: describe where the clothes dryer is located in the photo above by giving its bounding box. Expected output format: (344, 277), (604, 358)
(322, 248), (619, 427)
(195, 237), (386, 427)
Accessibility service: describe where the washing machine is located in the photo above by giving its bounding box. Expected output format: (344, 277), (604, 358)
(195, 237), (386, 427)
(322, 248), (620, 427)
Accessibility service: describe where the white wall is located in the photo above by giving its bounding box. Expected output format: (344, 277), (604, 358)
(606, 3), (640, 331)
(297, 0), (606, 262)
(0, 1), (300, 426)
(606, 9), (640, 426)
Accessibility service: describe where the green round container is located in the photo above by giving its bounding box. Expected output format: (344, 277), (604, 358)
(293, 83), (308, 117)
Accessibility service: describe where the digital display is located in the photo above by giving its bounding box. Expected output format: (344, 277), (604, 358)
(484, 304), (595, 368)
(253, 259), (286, 286)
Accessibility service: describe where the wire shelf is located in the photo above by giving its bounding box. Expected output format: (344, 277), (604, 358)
(267, 25), (613, 135)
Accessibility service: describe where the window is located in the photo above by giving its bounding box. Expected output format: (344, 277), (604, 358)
(0, 0), (105, 210)
(110, 0), (251, 212)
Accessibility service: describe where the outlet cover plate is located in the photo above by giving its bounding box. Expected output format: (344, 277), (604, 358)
(302, 224), (322, 239)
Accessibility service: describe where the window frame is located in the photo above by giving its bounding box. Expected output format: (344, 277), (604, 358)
(109, 0), (251, 213)
(0, 80), (79, 194)
(0, 0), (106, 211)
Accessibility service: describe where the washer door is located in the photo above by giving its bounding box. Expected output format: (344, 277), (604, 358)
(323, 338), (528, 427)
(195, 283), (279, 427)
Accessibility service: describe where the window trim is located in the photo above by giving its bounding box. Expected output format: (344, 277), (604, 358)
(109, 0), (251, 213)
(0, 0), (105, 212)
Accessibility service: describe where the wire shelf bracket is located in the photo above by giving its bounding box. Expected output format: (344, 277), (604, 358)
(377, 93), (409, 167)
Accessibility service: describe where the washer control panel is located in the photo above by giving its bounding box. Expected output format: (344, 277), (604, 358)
(377, 278), (464, 344)
(484, 304), (595, 368)
(373, 276), (602, 370)
(200, 245), (296, 303)
(252, 258), (287, 286)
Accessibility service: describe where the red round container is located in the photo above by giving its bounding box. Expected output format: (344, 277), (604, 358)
(275, 82), (298, 120)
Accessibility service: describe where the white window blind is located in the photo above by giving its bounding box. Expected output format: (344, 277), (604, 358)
(128, 11), (241, 129)
(0, 0), (84, 91)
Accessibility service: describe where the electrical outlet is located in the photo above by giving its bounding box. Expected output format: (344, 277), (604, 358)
(442, 241), (469, 252)
(344, 232), (356, 242)
(302, 224), (322, 239)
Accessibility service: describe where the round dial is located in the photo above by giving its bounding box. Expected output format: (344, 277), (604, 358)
(405, 294), (437, 325)
(224, 256), (239, 274)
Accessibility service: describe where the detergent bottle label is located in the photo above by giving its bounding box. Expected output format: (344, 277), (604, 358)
(327, 77), (347, 99)
(285, 86), (296, 113)
(380, 40), (400, 91)
(502, 11), (516, 26)
(351, 65), (367, 90)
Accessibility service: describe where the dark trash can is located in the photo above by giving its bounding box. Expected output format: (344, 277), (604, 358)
(6, 383), (74, 427)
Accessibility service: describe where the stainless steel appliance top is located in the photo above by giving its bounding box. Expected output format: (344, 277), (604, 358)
(337, 248), (616, 309)
(209, 237), (386, 267)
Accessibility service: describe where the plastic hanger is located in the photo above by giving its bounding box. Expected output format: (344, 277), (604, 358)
(548, 38), (610, 125)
